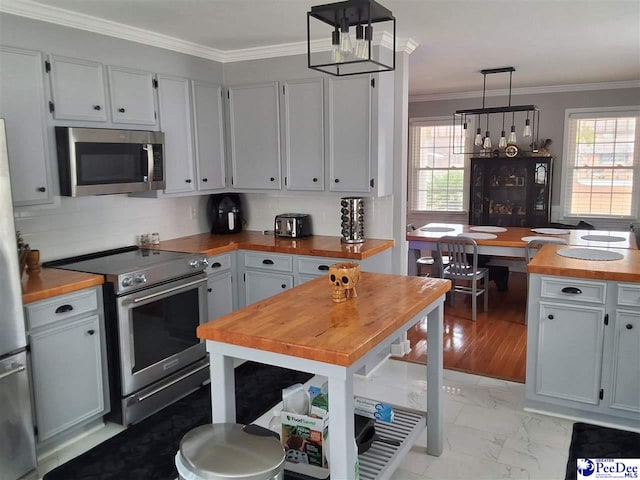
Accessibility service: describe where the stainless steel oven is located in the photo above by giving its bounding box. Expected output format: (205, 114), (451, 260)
(43, 246), (211, 426)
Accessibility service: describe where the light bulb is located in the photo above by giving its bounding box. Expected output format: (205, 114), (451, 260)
(483, 132), (492, 149)
(474, 128), (483, 146)
(508, 125), (517, 144)
(498, 131), (507, 149)
(340, 18), (353, 54)
(331, 28), (342, 63)
(523, 118), (532, 137)
(355, 25), (368, 59)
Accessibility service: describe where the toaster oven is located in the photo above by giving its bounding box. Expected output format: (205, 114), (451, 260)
(274, 214), (312, 238)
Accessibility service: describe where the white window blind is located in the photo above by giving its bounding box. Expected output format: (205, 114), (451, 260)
(409, 118), (469, 212)
(562, 108), (640, 220)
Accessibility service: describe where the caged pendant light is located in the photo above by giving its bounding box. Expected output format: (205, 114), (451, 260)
(307, 0), (395, 76)
(453, 67), (540, 155)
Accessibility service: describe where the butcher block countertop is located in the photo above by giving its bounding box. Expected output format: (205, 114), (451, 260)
(21, 268), (104, 304)
(198, 272), (450, 366)
(528, 244), (640, 282)
(153, 231), (394, 259)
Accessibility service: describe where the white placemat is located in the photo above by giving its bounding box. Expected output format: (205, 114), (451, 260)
(580, 235), (626, 242)
(420, 226), (455, 232)
(459, 232), (497, 240)
(521, 236), (561, 243)
(469, 226), (507, 233)
(531, 228), (571, 235)
(556, 248), (624, 261)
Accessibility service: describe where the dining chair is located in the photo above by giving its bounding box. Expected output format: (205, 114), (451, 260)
(407, 224), (449, 277)
(437, 235), (488, 321)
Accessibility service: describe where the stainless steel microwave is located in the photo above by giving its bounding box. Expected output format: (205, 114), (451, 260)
(55, 127), (165, 197)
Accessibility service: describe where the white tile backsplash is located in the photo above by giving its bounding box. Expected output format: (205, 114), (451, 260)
(15, 193), (394, 262)
(242, 193), (394, 239)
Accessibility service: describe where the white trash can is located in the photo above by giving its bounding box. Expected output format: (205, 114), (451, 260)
(176, 423), (285, 480)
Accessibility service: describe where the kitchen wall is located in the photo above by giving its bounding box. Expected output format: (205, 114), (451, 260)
(408, 86), (640, 230)
(1, 13), (225, 261)
(2, 13), (399, 262)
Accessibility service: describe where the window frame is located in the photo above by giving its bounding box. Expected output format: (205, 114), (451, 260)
(408, 116), (472, 214)
(560, 106), (640, 222)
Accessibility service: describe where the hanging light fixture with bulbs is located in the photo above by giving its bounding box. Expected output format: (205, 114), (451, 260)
(307, 0), (395, 76)
(453, 67), (540, 155)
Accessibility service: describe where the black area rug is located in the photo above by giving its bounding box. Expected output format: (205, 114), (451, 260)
(44, 362), (313, 480)
(565, 422), (640, 480)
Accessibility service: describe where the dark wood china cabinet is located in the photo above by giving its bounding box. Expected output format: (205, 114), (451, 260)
(469, 156), (552, 227)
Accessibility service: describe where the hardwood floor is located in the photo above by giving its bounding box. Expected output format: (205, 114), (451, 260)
(397, 271), (528, 383)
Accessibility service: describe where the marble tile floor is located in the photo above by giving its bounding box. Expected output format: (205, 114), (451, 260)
(36, 359), (573, 480)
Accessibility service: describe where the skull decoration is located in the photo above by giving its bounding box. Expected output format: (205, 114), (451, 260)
(329, 262), (360, 303)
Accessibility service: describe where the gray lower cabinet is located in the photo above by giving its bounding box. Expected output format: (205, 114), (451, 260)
(527, 275), (640, 428)
(245, 270), (294, 306)
(0, 46), (52, 205)
(206, 253), (235, 321)
(24, 287), (109, 449)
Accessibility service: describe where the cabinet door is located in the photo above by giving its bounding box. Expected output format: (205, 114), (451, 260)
(0, 47), (52, 205)
(536, 302), (605, 405)
(207, 271), (234, 322)
(192, 81), (226, 191)
(228, 83), (281, 190)
(327, 75), (371, 193)
(48, 55), (107, 121)
(244, 271), (293, 306)
(609, 310), (640, 413)
(157, 74), (196, 194)
(30, 315), (104, 442)
(282, 78), (324, 191)
(108, 66), (156, 125)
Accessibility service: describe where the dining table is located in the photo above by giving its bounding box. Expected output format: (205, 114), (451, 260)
(406, 223), (638, 276)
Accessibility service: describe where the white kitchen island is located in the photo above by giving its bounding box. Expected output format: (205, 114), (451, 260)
(197, 272), (450, 480)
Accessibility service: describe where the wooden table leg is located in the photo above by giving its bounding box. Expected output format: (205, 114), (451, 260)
(210, 351), (236, 423)
(327, 373), (356, 480)
(426, 299), (444, 456)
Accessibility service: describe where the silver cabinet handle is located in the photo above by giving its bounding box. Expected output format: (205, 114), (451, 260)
(131, 277), (207, 304)
(0, 364), (26, 381)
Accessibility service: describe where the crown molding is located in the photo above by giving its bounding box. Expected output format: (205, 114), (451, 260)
(409, 80), (640, 103)
(1, 0), (418, 63)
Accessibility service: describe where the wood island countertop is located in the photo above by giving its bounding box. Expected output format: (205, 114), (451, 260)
(197, 272), (450, 366)
(21, 268), (104, 304)
(528, 244), (640, 282)
(152, 231), (394, 259)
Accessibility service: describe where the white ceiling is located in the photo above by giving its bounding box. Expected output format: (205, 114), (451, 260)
(7, 0), (640, 97)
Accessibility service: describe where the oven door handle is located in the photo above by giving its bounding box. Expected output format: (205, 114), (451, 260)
(130, 277), (207, 304)
(133, 361), (210, 402)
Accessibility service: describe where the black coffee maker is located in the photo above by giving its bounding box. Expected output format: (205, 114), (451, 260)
(207, 193), (243, 234)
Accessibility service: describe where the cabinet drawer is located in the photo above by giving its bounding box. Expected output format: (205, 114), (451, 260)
(298, 257), (348, 276)
(243, 252), (292, 272)
(540, 276), (606, 304)
(207, 253), (232, 273)
(618, 283), (640, 307)
(25, 288), (99, 330)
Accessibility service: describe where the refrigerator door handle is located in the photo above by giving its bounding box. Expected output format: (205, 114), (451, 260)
(0, 363), (26, 381)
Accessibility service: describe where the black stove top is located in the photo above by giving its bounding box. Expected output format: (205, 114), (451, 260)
(44, 246), (192, 275)
(44, 246), (208, 294)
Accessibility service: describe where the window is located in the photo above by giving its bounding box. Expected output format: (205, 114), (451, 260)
(562, 107), (640, 220)
(408, 118), (469, 212)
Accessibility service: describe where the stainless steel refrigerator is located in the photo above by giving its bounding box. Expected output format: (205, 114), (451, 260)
(0, 118), (37, 480)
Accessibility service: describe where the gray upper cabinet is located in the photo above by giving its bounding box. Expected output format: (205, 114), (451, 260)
(156, 74), (196, 195)
(227, 82), (281, 190)
(192, 81), (226, 191)
(107, 66), (156, 125)
(0, 47), (52, 205)
(281, 78), (324, 191)
(48, 55), (107, 122)
(327, 75), (371, 193)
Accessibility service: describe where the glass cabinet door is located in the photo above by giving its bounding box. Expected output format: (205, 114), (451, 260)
(469, 157), (552, 227)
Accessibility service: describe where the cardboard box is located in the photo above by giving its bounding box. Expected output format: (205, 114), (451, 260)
(281, 411), (329, 468)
